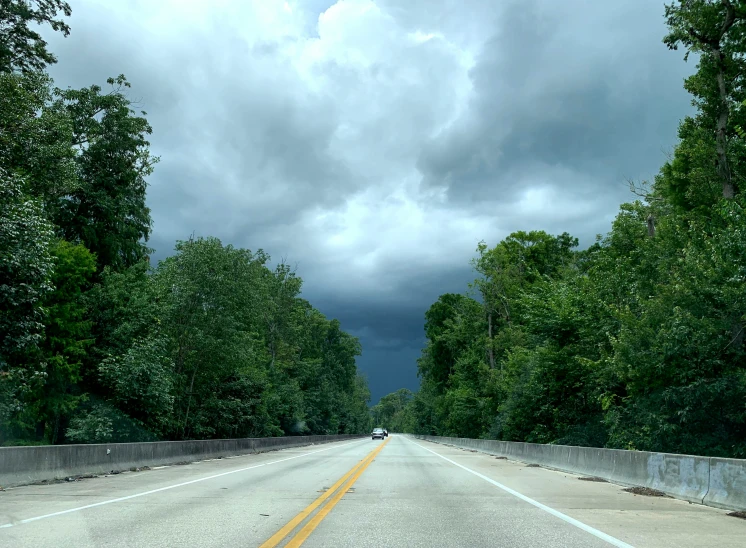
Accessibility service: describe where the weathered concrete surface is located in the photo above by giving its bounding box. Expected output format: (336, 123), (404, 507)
(414, 435), (744, 512)
(705, 457), (746, 511)
(0, 434), (364, 488)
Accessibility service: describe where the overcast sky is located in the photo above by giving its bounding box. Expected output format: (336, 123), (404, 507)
(43, 0), (694, 403)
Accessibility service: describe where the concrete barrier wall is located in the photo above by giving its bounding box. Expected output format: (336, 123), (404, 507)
(0, 434), (364, 488)
(413, 435), (744, 512)
(705, 457), (746, 510)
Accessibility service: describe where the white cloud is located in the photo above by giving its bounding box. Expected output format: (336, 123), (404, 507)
(288, 177), (495, 298)
(52, 0), (476, 255)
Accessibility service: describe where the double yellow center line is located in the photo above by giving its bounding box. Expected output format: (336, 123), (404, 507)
(260, 437), (390, 547)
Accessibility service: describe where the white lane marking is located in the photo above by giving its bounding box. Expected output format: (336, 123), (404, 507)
(0, 439), (367, 529)
(408, 439), (634, 548)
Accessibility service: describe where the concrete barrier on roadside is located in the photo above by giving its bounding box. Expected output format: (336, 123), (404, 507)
(0, 434), (365, 488)
(413, 435), (743, 512)
(705, 457), (746, 511)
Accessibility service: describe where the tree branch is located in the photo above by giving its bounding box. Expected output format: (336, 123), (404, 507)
(722, 0), (737, 37)
(688, 26), (718, 48)
(687, 1), (738, 49)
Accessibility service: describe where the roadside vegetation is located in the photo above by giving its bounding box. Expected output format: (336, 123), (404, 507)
(0, 1), (372, 445)
(379, 1), (746, 458)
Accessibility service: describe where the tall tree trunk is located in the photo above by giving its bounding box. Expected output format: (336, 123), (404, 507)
(487, 311), (495, 370)
(35, 420), (46, 442)
(181, 368), (197, 439)
(52, 414), (61, 445)
(269, 328), (276, 369)
(688, 1), (738, 198)
(714, 45), (735, 198)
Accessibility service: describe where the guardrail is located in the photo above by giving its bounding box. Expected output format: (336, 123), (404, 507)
(0, 434), (366, 488)
(413, 435), (746, 512)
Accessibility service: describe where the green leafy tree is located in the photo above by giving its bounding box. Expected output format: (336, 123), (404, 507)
(66, 399), (158, 444)
(344, 374), (373, 434)
(0, 70), (77, 200)
(53, 75), (158, 272)
(85, 260), (159, 363)
(371, 388), (416, 432)
(472, 231), (577, 370)
(663, 0), (746, 199)
(0, 69), (155, 273)
(98, 334), (175, 437)
(0, 169), (55, 442)
(0, 0), (72, 73)
(33, 240), (96, 443)
(152, 237), (271, 439)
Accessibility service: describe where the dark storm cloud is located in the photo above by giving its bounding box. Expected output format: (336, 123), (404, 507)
(356, 345), (423, 399)
(417, 0), (693, 210)
(308, 262), (476, 400)
(41, 0), (694, 403)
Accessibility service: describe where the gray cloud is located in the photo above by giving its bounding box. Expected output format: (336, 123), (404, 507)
(417, 0), (692, 211)
(43, 0), (693, 402)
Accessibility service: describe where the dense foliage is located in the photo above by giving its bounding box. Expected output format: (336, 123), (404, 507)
(387, 0), (746, 458)
(370, 388), (415, 433)
(0, 2), (372, 444)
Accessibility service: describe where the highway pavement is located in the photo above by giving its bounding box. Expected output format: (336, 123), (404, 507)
(0, 435), (743, 547)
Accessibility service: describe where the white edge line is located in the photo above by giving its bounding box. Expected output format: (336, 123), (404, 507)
(0, 439), (367, 529)
(407, 438), (634, 548)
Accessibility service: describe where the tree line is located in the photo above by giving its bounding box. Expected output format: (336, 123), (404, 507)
(376, 1), (746, 458)
(0, 1), (372, 445)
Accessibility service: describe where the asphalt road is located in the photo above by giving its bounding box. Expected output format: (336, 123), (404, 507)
(0, 435), (743, 547)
